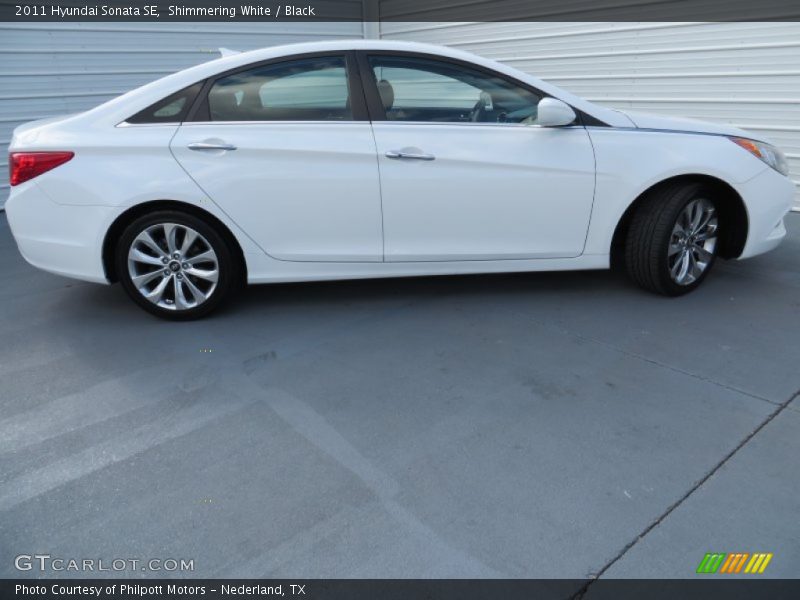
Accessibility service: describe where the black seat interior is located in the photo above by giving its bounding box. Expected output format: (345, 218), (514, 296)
(209, 91), (239, 121)
(377, 79), (394, 110)
(209, 85), (351, 121)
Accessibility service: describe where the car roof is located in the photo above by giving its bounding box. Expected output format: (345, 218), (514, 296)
(229, 39), (480, 59)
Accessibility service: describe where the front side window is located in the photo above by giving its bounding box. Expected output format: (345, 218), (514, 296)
(207, 56), (352, 122)
(368, 55), (542, 124)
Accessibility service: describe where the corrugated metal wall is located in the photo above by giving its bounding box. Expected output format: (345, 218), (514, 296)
(0, 19), (365, 207)
(3, 19), (799, 210)
(380, 21), (800, 208)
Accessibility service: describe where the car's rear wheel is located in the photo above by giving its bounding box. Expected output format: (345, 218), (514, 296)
(116, 211), (237, 319)
(625, 183), (720, 296)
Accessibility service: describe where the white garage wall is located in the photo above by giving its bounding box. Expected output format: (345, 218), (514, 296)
(3, 19), (798, 211)
(0, 19), (365, 208)
(379, 21), (800, 209)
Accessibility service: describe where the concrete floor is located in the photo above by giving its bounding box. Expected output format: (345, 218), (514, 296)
(0, 213), (798, 583)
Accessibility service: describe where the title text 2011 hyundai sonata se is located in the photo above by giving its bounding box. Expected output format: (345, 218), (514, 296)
(6, 40), (794, 319)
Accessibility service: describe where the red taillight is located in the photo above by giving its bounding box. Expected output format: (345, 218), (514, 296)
(9, 151), (74, 186)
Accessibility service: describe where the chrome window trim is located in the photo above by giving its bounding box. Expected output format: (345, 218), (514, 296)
(116, 119), (586, 129)
(370, 121), (585, 129)
(178, 120), (585, 129)
(116, 121), (180, 128)
(178, 120), (365, 126)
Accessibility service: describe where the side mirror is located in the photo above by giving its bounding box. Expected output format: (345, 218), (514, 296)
(536, 98), (577, 127)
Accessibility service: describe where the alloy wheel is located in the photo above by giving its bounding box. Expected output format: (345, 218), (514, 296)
(127, 222), (219, 310)
(667, 198), (718, 286)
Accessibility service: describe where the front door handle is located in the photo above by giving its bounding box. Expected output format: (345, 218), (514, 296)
(385, 150), (435, 161)
(188, 142), (237, 152)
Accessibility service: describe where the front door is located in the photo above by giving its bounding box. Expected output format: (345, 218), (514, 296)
(363, 53), (596, 262)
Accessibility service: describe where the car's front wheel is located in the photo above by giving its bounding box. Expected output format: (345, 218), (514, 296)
(116, 210), (238, 319)
(625, 182), (720, 296)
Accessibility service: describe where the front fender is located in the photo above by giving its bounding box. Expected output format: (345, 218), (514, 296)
(583, 128), (768, 256)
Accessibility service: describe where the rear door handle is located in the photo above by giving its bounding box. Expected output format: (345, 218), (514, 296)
(385, 150), (435, 161)
(188, 142), (237, 152)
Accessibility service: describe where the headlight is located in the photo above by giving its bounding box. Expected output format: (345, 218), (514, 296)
(730, 137), (790, 177)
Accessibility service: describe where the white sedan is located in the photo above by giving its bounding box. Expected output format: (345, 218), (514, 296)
(6, 40), (794, 319)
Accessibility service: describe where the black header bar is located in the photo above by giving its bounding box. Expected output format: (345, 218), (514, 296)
(2, 0), (800, 22)
(4, 579), (800, 600)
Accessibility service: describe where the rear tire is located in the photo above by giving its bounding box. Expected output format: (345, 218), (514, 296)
(115, 210), (238, 320)
(625, 183), (720, 296)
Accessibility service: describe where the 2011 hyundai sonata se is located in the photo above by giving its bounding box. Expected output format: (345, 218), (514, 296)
(6, 40), (794, 319)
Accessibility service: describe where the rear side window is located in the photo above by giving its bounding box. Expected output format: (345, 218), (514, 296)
(126, 82), (203, 124)
(204, 56), (352, 122)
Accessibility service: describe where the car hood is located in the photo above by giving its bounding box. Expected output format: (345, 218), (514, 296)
(615, 109), (768, 143)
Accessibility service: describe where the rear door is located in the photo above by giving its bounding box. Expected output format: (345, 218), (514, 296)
(171, 52), (383, 262)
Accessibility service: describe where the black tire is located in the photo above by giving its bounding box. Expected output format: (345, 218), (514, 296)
(625, 182), (720, 296)
(115, 210), (239, 320)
